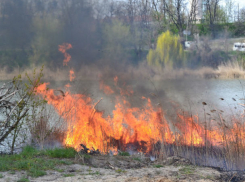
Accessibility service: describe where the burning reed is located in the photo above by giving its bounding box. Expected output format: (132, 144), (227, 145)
(35, 76), (245, 171)
(32, 43), (245, 171)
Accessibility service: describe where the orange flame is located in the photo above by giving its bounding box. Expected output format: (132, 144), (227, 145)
(69, 69), (75, 82)
(36, 82), (172, 152)
(114, 76), (118, 85)
(65, 84), (71, 88)
(36, 45), (245, 154)
(36, 80), (245, 154)
(58, 43), (72, 66)
(100, 81), (114, 95)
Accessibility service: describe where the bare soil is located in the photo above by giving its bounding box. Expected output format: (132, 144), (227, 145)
(1, 155), (244, 182)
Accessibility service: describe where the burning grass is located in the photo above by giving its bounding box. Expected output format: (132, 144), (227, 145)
(33, 74), (245, 171)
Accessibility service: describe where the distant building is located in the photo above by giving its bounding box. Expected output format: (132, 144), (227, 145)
(192, 0), (207, 23)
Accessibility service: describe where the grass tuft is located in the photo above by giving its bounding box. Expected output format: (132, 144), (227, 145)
(133, 157), (141, 161)
(179, 166), (195, 175)
(154, 164), (163, 168)
(17, 177), (29, 182)
(118, 151), (130, 156)
(63, 174), (75, 177)
(115, 169), (127, 173)
(28, 167), (46, 177)
(46, 147), (76, 158)
(21, 146), (37, 157)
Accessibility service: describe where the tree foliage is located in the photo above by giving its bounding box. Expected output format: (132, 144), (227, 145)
(103, 19), (130, 63)
(29, 15), (62, 67)
(147, 31), (185, 69)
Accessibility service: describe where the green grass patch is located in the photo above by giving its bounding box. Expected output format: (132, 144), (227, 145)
(88, 171), (101, 175)
(63, 174), (75, 177)
(0, 146), (76, 178)
(9, 171), (16, 174)
(60, 160), (73, 165)
(82, 171), (101, 176)
(115, 169), (127, 173)
(46, 147), (76, 158)
(118, 151), (130, 156)
(55, 168), (65, 173)
(94, 171), (100, 175)
(133, 157), (141, 161)
(17, 177), (29, 182)
(28, 167), (46, 177)
(179, 166), (195, 175)
(154, 164), (163, 168)
(0, 173), (3, 178)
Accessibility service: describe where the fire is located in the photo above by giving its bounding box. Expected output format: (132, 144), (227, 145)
(36, 82), (168, 152)
(69, 69), (75, 82)
(36, 78), (245, 156)
(100, 80), (114, 95)
(37, 78), (231, 153)
(35, 43), (243, 154)
(114, 76), (118, 85)
(58, 43), (72, 66)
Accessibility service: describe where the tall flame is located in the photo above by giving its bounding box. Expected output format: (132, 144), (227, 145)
(69, 69), (75, 82)
(35, 44), (245, 154)
(59, 43), (72, 66)
(36, 79), (232, 153)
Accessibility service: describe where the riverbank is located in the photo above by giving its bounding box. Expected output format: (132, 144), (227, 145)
(0, 62), (245, 81)
(0, 146), (240, 182)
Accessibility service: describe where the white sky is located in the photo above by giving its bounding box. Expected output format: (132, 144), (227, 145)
(118, 0), (245, 10)
(221, 0), (245, 9)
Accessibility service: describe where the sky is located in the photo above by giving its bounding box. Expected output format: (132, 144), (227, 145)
(221, 0), (245, 9)
(118, 0), (245, 9)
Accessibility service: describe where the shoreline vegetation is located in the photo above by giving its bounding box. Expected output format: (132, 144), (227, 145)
(0, 62), (245, 81)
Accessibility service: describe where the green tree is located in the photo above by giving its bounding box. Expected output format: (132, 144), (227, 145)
(29, 15), (62, 67)
(147, 31), (185, 69)
(102, 19), (131, 64)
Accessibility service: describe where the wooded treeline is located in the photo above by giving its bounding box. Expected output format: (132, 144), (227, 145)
(0, 0), (244, 70)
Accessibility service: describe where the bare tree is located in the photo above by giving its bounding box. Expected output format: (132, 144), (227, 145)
(240, 8), (245, 22)
(205, 0), (221, 38)
(0, 69), (44, 153)
(188, 0), (198, 29)
(151, 0), (188, 37)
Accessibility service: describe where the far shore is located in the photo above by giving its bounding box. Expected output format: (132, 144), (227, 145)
(0, 62), (245, 81)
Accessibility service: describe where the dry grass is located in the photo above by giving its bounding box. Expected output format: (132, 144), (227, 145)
(0, 65), (101, 81)
(0, 60), (245, 81)
(216, 61), (245, 79)
(28, 104), (66, 150)
(151, 101), (245, 171)
(144, 65), (245, 80)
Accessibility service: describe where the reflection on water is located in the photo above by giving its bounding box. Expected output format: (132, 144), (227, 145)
(153, 79), (245, 114)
